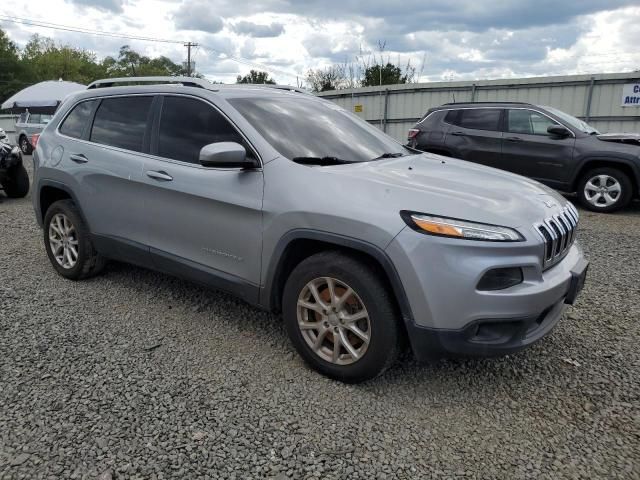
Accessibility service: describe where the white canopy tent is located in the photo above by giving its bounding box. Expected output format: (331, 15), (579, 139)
(1, 80), (85, 110)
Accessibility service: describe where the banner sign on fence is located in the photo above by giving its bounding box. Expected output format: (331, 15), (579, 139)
(621, 83), (640, 107)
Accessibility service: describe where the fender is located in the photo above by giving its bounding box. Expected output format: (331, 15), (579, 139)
(260, 228), (415, 324)
(570, 155), (640, 188)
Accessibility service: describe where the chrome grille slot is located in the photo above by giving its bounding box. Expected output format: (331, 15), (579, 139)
(535, 204), (579, 269)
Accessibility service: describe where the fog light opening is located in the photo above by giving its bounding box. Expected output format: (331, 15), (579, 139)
(477, 267), (524, 291)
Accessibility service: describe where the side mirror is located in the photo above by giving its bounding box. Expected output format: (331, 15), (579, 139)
(547, 124), (571, 137)
(199, 142), (257, 169)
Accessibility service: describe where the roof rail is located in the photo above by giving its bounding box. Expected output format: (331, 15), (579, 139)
(87, 76), (213, 90)
(441, 101), (531, 106)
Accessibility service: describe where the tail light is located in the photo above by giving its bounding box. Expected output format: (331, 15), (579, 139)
(30, 133), (40, 149)
(407, 129), (420, 140)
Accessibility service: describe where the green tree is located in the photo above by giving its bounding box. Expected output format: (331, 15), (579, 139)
(20, 34), (107, 85)
(0, 30), (28, 103)
(101, 45), (185, 77)
(361, 63), (410, 87)
(236, 69), (275, 84)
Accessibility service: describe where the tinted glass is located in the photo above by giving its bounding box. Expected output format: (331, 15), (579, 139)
(444, 110), (459, 124)
(29, 114), (41, 124)
(458, 109), (501, 131)
(90, 96), (153, 152)
(228, 96), (409, 162)
(508, 109), (557, 135)
(158, 96), (246, 164)
(59, 100), (96, 139)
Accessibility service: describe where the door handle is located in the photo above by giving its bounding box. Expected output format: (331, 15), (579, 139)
(450, 131), (466, 136)
(69, 153), (88, 163)
(505, 136), (523, 142)
(146, 170), (173, 181)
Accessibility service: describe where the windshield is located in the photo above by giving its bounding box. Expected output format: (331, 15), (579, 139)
(228, 96), (410, 162)
(540, 105), (599, 134)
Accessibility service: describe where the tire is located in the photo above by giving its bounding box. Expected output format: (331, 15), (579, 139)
(43, 199), (106, 280)
(1, 164), (29, 198)
(282, 251), (401, 383)
(577, 167), (633, 213)
(19, 136), (32, 155)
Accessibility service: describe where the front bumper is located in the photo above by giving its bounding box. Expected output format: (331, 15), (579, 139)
(386, 227), (588, 361)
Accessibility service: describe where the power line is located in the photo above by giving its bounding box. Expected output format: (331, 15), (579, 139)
(0, 15), (184, 44)
(0, 15), (299, 81)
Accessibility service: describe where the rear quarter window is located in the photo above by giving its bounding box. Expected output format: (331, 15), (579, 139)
(59, 100), (97, 139)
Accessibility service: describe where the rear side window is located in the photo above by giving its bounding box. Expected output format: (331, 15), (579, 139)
(457, 109), (502, 131)
(444, 110), (459, 124)
(59, 100), (96, 139)
(157, 96), (246, 164)
(90, 96), (153, 152)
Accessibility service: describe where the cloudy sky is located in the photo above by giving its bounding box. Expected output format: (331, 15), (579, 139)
(2, 1), (640, 86)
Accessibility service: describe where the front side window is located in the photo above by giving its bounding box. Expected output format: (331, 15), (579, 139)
(90, 96), (153, 152)
(507, 109), (557, 135)
(227, 96), (409, 162)
(457, 109), (502, 131)
(157, 96), (246, 164)
(59, 100), (97, 139)
(28, 114), (41, 124)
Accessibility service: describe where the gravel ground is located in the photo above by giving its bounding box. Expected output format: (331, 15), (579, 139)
(1, 159), (639, 479)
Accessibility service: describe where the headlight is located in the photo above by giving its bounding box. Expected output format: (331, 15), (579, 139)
(401, 211), (524, 242)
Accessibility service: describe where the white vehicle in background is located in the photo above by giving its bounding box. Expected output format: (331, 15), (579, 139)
(15, 111), (53, 155)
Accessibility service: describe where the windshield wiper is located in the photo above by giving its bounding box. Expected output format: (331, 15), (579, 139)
(370, 152), (405, 161)
(292, 156), (358, 166)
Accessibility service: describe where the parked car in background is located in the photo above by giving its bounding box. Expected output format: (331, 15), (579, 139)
(15, 111), (53, 155)
(32, 78), (587, 383)
(408, 102), (640, 212)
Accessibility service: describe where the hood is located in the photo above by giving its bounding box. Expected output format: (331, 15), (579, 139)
(596, 133), (640, 146)
(323, 153), (569, 228)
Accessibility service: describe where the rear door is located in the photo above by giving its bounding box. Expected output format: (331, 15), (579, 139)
(444, 108), (504, 166)
(141, 94), (264, 297)
(59, 95), (154, 263)
(499, 109), (575, 184)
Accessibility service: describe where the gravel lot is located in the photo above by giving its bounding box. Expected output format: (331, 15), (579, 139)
(1, 159), (639, 479)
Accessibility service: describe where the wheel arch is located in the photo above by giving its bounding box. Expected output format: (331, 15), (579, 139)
(37, 180), (88, 228)
(571, 158), (639, 196)
(261, 230), (415, 326)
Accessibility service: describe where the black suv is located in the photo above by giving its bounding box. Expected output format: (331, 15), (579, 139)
(408, 102), (640, 212)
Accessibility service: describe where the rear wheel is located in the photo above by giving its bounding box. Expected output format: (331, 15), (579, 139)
(282, 251), (401, 383)
(19, 135), (32, 155)
(577, 167), (632, 213)
(1, 164), (29, 198)
(43, 200), (106, 280)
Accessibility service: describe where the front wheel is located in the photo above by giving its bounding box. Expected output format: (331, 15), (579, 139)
(282, 251), (401, 383)
(1, 164), (29, 198)
(577, 167), (632, 213)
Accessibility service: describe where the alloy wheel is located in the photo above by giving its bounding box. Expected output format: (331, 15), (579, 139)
(584, 174), (621, 208)
(48, 213), (79, 269)
(296, 277), (371, 365)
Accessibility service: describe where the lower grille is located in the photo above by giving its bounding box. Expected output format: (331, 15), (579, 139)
(535, 203), (579, 269)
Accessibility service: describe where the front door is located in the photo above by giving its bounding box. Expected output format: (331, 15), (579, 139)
(141, 95), (264, 300)
(499, 109), (575, 185)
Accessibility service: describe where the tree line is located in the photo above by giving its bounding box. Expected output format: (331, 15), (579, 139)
(1, 27), (420, 103)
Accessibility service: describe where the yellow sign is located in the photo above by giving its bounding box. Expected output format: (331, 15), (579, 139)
(354, 104), (363, 113)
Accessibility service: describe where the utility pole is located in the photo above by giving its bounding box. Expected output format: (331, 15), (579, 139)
(184, 42), (198, 76)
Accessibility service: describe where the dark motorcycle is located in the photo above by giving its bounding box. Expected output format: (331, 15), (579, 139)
(0, 132), (29, 198)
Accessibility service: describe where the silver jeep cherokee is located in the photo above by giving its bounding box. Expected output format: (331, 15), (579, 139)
(32, 77), (588, 383)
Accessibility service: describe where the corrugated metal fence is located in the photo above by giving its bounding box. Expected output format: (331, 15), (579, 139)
(317, 72), (640, 142)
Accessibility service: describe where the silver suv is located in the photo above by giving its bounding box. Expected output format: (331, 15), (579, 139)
(32, 77), (589, 383)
